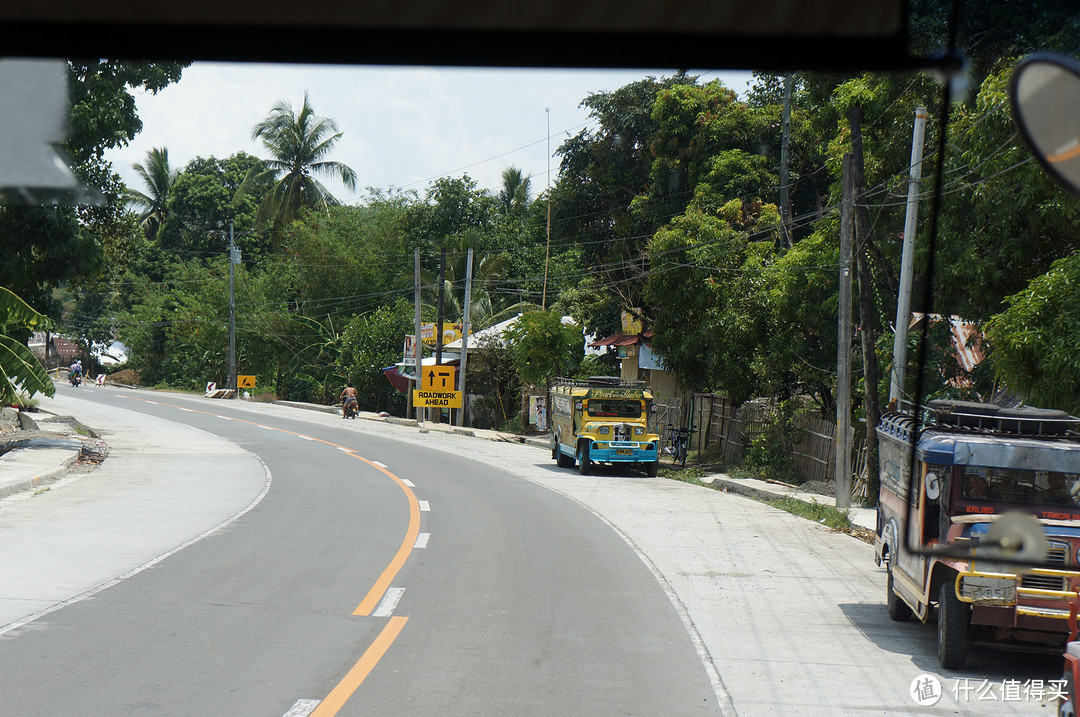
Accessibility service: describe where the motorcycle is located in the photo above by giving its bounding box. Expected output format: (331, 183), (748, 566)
(69, 373), (81, 387)
(343, 397), (358, 419)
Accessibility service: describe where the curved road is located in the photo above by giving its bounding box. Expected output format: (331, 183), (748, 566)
(0, 387), (718, 716)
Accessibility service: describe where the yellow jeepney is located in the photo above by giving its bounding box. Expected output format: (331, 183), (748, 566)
(549, 377), (660, 476)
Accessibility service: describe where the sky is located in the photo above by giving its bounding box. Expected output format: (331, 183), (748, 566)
(104, 63), (755, 204)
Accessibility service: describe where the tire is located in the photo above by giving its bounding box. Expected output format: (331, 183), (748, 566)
(645, 459), (659, 477)
(677, 441), (687, 467)
(577, 441), (592, 476)
(886, 565), (912, 622)
(937, 579), (970, 670)
(554, 436), (574, 468)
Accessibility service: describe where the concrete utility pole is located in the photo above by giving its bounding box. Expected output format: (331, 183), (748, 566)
(889, 106), (928, 405)
(456, 248), (474, 427)
(836, 154), (854, 511)
(414, 247), (423, 426)
(228, 221), (238, 397)
(543, 107), (551, 310)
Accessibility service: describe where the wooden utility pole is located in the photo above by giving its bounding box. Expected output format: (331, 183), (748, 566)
(836, 154), (854, 511)
(779, 74), (794, 248)
(850, 105), (881, 504)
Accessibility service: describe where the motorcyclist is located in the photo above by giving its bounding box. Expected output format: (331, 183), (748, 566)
(69, 359), (83, 385)
(340, 382), (359, 418)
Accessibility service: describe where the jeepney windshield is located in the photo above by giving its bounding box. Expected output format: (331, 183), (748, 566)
(961, 466), (1080, 507)
(587, 400), (642, 418)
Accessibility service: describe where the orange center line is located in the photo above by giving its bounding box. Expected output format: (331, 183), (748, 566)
(118, 394), (421, 614)
(309, 616), (409, 717)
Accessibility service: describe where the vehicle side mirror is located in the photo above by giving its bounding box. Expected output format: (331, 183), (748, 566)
(1010, 53), (1080, 197)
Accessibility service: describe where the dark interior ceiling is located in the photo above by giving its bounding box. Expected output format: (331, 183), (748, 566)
(0, 0), (919, 71)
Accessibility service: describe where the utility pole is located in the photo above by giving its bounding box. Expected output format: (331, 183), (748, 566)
(889, 106), (928, 405)
(456, 248), (474, 427)
(836, 154), (854, 511)
(413, 247), (423, 426)
(228, 221), (237, 397)
(779, 74), (794, 248)
(850, 104), (881, 502)
(543, 107), (551, 310)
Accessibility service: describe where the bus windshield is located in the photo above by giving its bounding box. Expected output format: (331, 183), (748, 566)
(587, 400), (642, 418)
(962, 466), (1080, 507)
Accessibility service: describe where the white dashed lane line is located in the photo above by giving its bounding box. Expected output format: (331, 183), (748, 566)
(372, 587), (406, 617)
(414, 533), (430, 549)
(418, 501), (430, 512)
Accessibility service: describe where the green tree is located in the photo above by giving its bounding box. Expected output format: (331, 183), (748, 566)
(338, 299), (415, 413)
(984, 252), (1080, 414)
(238, 93), (358, 236)
(159, 152), (271, 256)
(125, 147), (177, 239)
(504, 311), (583, 387)
(498, 166), (532, 217)
(0, 287), (55, 405)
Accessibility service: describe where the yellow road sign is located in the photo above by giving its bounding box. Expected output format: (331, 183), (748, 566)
(413, 389), (462, 408)
(421, 365), (456, 391)
(238, 375), (256, 389)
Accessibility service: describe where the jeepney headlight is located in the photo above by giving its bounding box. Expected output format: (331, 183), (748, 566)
(634, 426), (644, 435)
(598, 425), (610, 435)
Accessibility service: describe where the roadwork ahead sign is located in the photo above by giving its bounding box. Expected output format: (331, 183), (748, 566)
(415, 365), (461, 408)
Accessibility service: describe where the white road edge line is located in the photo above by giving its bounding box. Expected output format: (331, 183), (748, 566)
(414, 532), (430, 548)
(418, 500), (430, 512)
(282, 698), (320, 717)
(372, 587), (405, 617)
(0, 451), (275, 637)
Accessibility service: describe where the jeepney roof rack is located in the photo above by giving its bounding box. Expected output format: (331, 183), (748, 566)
(551, 376), (647, 388)
(879, 400), (1080, 440)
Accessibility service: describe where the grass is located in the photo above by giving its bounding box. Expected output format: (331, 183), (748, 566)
(659, 464), (707, 484)
(765, 496), (852, 530)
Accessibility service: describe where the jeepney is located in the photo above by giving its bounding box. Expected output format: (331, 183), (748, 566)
(875, 400), (1080, 669)
(549, 377), (660, 476)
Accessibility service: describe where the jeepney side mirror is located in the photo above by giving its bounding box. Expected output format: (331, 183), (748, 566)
(1011, 53), (1080, 197)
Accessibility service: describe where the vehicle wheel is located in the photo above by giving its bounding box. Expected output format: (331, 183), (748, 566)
(937, 579), (969, 670)
(551, 436), (558, 461)
(577, 441), (591, 475)
(645, 459), (659, 477)
(677, 442), (687, 467)
(886, 564), (912, 622)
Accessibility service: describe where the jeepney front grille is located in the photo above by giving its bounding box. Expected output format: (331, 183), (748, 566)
(1020, 541), (1069, 592)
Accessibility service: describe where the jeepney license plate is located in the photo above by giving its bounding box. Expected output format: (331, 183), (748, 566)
(972, 586), (1015, 601)
(616, 449), (632, 455)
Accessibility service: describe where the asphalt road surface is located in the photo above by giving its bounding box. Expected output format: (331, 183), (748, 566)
(0, 387), (718, 716)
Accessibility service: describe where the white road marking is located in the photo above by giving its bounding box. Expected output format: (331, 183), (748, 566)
(282, 699), (320, 717)
(401, 478), (414, 487)
(336, 446), (354, 453)
(414, 532), (430, 548)
(374, 461), (388, 468)
(418, 500), (430, 512)
(178, 407), (194, 412)
(372, 587), (406, 617)
(219, 416), (233, 421)
(297, 435), (314, 441)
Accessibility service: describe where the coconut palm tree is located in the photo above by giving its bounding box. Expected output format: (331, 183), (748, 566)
(498, 166), (531, 217)
(126, 147), (177, 239)
(237, 92), (358, 235)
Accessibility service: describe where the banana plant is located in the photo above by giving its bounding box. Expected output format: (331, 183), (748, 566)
(0, 286), (55, 405)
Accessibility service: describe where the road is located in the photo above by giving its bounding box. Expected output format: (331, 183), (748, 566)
(0, 385), (1066, 715)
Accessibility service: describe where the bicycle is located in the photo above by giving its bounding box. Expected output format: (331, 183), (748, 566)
(663, 424), (689, 467)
